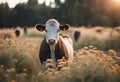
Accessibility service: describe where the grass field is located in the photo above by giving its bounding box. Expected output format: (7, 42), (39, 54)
(0, 26), (120, 82)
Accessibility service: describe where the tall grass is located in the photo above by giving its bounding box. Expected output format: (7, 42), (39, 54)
(0, 27), (120, 82)
(36, 46), (120, 82)
(73, 27), (120, 52)
(0, 38), (41, 82)
(1, 37), (120, 82)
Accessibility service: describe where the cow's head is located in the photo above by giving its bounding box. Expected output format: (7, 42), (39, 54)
(35, 19), (70, 45)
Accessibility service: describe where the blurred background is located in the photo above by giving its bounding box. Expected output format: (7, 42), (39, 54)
(1, 0), (120, 28)
(0, 0), (120, 51)
(0, 1), (120, 82)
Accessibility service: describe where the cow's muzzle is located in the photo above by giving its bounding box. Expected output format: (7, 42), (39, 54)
(48, 39), (55, 45)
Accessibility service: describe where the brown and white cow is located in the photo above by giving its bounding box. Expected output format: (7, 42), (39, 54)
(35, 19), (73, 71)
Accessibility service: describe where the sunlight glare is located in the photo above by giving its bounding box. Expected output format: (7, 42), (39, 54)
(38, 0), (44, 4)
(116, 0), (120, 2)
(60, 0), (65, 3)
(0, 0), (28, 8)
(45, 0), (51, 6)
(0, 0), (57, 8)
(38, 0), (55, 7)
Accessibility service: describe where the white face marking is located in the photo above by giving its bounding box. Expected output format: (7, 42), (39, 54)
(45, 19), (60, 44)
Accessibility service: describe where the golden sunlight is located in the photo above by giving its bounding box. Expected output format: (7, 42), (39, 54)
(116, 0), (120, 2)
(107, 0), (120, 7)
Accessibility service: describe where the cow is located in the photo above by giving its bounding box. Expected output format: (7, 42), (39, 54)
(73, 30), (80, 42)
(24, 27), (28, 34)
(35, 19), (73, 71)
(15, 29), (21, 37)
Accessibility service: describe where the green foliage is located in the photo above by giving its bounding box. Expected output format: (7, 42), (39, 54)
(1, 0), (120, 27)
(0, 3), (10, 27)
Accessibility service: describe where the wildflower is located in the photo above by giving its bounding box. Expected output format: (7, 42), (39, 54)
(46, 59), (53, 63)
(57, 64), (64, 71)
(57, 59), (64, 63)
(4, 74), (9, 78)
(6, 69), (11, 73)
(6, 39), (14, 45)
(46, 68), (54, 72)
(20, 73), (27, 77)
(0, 33), (4, 39)
(58, 62), (67, 66)
(16, 74), (19, 77)
(38, 72), (43, 76)
(45, 71), (54, 76)
(108, 50), (117, 57)
(11, 80), (16, 82)
(54, 71), (60, 75)
(10, 68), (16, 72)
(83, 47), (89, 50)
(46, 63), (53, 69)
(88, 45), (94, 49)
(23, 68), (27, 72)
(93, 47), (97, 50)
(61, 67), (70, 72)
(0, 65), (4, 68)
(13, 59), (18, 63)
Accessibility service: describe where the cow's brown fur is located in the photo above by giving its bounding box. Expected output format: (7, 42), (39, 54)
(39, 36), (69, 64)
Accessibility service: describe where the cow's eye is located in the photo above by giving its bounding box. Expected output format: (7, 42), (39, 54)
(45, 29), (48, 32)
(57, 29), (60, 32)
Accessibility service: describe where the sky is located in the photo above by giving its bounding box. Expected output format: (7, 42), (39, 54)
(0, 0), (57, 8)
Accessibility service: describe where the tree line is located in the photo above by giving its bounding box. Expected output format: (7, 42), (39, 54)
(0, 0), (120, 28)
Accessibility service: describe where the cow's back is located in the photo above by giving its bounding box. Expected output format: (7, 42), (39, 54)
(59, 35), (73, 61)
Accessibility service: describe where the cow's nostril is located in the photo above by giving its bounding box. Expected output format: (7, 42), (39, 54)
(48, 39), (55, 44)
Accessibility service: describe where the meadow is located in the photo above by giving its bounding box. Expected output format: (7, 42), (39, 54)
(0, 26), (120, 82)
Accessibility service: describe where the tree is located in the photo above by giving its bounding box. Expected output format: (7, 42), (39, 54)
(0, 3), (10, 27)
(1, 0), (120, 28)
(27, 0), (38, 6)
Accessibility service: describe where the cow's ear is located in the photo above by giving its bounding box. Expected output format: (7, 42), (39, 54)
(60, 24), (70, 31)
(35, 24), (45, 31)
